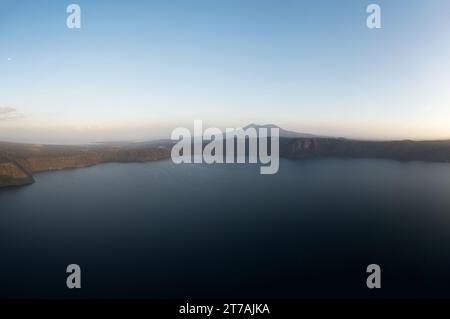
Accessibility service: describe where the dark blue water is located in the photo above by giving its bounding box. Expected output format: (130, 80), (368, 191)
(1, 158), (450, 298)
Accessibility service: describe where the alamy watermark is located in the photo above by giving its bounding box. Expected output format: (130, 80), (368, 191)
(66, 4), (81, 29)
(66, 264), (81, 289)
(171, 121), (280, 175)
(64, 4), (381, 31)
(366, 264), (381, 289)
(367, 4), (381, 29)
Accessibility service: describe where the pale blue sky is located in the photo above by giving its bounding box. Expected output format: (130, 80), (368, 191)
(1, 0), (450, 143)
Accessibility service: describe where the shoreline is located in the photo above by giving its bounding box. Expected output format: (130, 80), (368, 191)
(2, 137), (450, 188)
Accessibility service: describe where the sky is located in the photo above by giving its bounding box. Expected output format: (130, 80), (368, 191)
(1, 0), (450, 143)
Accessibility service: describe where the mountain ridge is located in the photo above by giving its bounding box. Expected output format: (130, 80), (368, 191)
(243, 123), (321, 138)
(2, 124), (450, 188)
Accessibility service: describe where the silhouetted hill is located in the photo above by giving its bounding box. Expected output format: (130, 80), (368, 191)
(243, 123), (320, 138)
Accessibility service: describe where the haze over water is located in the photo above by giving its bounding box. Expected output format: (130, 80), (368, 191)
(1, 158), (450, 298)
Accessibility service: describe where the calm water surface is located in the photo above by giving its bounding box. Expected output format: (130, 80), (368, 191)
(1, 158), (450, 298)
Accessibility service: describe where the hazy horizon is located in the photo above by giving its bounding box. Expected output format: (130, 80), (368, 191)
(2, 120), (450, 145)
(2, 0), (450, 143)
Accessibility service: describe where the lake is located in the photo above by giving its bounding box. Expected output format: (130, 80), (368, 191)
(1, 158), (450, 298)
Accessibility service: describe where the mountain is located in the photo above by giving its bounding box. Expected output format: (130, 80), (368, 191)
(243, 123), (320, 138)
(2, 125), (450, 188)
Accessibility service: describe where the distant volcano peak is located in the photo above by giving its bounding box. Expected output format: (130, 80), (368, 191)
(243, 123), (320, 138)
